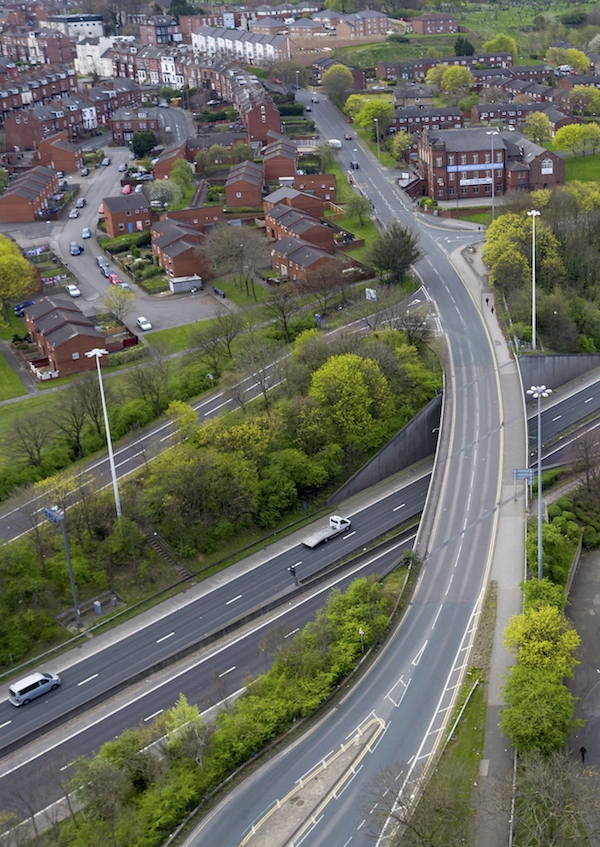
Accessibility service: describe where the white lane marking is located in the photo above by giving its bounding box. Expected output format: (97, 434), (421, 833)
(585, 397), (593, 403)
(0, 720), (11, 729)
(292, 561), (303, 568)
(77, 673), (99, 687)
(445, 574), (454, 595)
(205, 399), (232, 416)
(59, 761), (75, 772)
(384, 675), (410, 708)
(431, 605), (443, 631)
(552, 415), (561, 421)
(411, 641), (428, 666)
(159, 431), (176, 442)
(218, 666), (236, 677)
(225, 594), (242, 605)
(393, 503), (405, 512)
(156, 631), (175, 644)
(343, 530), (356, 539)
(144, 709), (163, 722)
(285, 628), (300, 638)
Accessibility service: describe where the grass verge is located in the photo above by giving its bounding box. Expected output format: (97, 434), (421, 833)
(0, 351), (27, 400)
(565, 151), (600, 182)
(327, 160), (357, 204)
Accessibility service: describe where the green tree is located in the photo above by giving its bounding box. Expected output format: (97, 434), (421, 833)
(566, 48), (591, 74)
(169, 0), (195, 16)
(440, 66), (474, 95)
(583, 122), (600, 153)
(390, 130), (412, 162)
(101, 286), (135, 324)
(554, 123), (589, 156)
(365, 220), (421, 284)
(454, 35), (474, 56)
(167, 399), (198, 441)
(569, 85), (600, 115)
(208, 143), (228, 165)
(343, 93), (366, 119)
(504, 605), (580, 677)
(132, 130), (157, 158)
(315, 141), (335, 171)
(346, 193), (372, 226)
(0, 236), (35, 320)
(523, 111), (551, 144)
(170, 158), (194, 191)
(482, 34), (518, 57)
(322, 64), (354, 107)
(0, 167), (8, 194)
(354, 100), (395, 136)
(158, 86), (178, 102)
(521, 578), (565, 612)
(424, 63), (448, 88)
(271, 60), (309, 92)
(232, 143), (254, 163)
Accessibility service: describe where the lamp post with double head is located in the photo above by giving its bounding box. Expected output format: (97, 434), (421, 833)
(527, 384), (552, 581)
(486, 129), (499, 220)
(374, 117), (380, 162)
(85, 348), (121, 520)
(527, 209), (540, 351)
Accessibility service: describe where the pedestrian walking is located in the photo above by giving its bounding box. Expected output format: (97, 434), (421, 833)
(485, 297), (489, 306)
(581, 745), (587, 762)
(491, 306), (494, 314)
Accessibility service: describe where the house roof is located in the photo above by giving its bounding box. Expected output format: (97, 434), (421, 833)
(427, 128), (508, 153)
(226, 160), (264, 187)
(103, 193), (150, 213)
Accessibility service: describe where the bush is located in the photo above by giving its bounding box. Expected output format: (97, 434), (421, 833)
(388, 33), (409, 43)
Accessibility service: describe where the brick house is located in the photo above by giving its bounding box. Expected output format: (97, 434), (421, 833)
(250, 17), (287, 35)
(139, 16), (181, 46)
(311, 56), (366, 89)
(158, 207), (224, 229)
(557, 74), (600, 92)
(263, 186), (324, 219)
(293, 174), (336, 201)
(0, 26), (74, 64)
(336, 11), (390, 38)
(504, 135), (564, 192)
(411, 12), (458, 34)
(393, 84), (434, 109)
(376, 52), (512, 82)
(24, 297), (105, 378)
(110, 105), (161, 145)
(0, 165), (57, 222)
(225, 160), (264, 207)
(37, 131), (83, 173)
(103, 193), (154, 237)
(150, 219), (213, 279)
(471, 102), (575, 135)
(263, 137), (298, 180)
(265, 204), (334, 253)
(4, 102), (82, 150)
(270, 236), (336, 281)
(152, 139), (187, 179)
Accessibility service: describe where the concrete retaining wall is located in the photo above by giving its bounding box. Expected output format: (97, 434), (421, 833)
(328, 394), (442, 504)
(519, 354), (600, 402)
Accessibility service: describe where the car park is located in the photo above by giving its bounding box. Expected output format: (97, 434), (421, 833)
(136, 316), (152, 331)
(68, 208), (79, 219)
(118, 162), (127, 172)
(14, 300), (34, 316)
(81, 227), (91, 239)
(81, 167), (89, 176)
(70, 242), (83, 255)
(75, 197), (86, 208)
(65, 284), (81, 297)
(101, 157), (111, 166)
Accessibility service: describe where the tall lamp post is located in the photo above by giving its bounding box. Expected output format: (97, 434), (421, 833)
(86, 348), (121, 520)
(374, 117), (380, 162)
(44, 506), (82, 628)
(295, 69), (299, 90)
(527, 384), (552, 581)
(486, 129), (499, 221)
(527, 209), (540, 351)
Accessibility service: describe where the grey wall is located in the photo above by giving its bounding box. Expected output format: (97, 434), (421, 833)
(328, 394), (442, 504)
(519, 355), (600, 401)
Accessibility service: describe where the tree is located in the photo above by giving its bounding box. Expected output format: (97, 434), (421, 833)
(343, 93), (365, 119)
(365, 220), (421, 285)
(193, 321), (228, 378)
(346, 193), (372, 226)
(262, 283), (300, 344)
(321, 64), (354, 107)
(132, 130), (157, 158)
(158, 85), (178, 102)
(206, 225), (270, 299)
(315, 141), (335, 172)
(0, 236), (35, 320)
(169, 0), (195, 16)
(583, 122), (600, 153)
(208, 143), (228, 165)
(231, 143), (254, 163)
(554, 124), (591, 156)
(146, 179), (182, 205)
(388, 304), (433, 348)
(195, 150), (210, 175)
(170, 158), (194, 191)
(354, 100), (395, 136)
(0, 168), (8, 195)
(235, 336), (281, 411)
(454, 35), (474, 56)
(482, 34), (518, 57)
(424, 63), (448, 88)
(573, 429), (600, 491)
(270, 60), (309, 92)
(569, 85), (600, 115)
(7, 413), (52, 467)
(72, 757), (130, 847)
(52, 390), (88, 459)
(301, 264), (343, 314)
(102, 286), (135, 324)
(523, 111), (552, 144)
(390, 130), (412, 162)
(167, 399), (197, 441)
(440, 66), (474, 95)
(546, 47), (591, 74)
(213, 310), (245, 357)
(504, 605), (580, 678)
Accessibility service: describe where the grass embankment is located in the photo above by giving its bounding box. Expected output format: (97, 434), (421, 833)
(333, 36), (459, 69)
(328, 160), (357, 204)
(564, 151), (600, 181)
(0, 352), (27, 401)
(354, 127), (396, 168)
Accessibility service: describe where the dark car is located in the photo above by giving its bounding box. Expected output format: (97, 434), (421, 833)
(14, 300), (34, 316)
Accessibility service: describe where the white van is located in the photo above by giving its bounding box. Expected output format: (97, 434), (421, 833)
(9, 671), (61, 706)
(328, 139), (342, 149)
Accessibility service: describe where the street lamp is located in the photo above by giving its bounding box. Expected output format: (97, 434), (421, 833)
(374, 117), (380, 162)
(44, 506), (82, 628)
(527, 384), (552, 581)
(85, 348), (121, 520)
(527, 209), (540, 351)
(486, 129), (499, 220)
(295, 69), (299, 90)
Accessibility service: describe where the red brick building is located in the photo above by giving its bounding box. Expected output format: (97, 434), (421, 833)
(0, 26), (73, 64)
(293, 174), (336, 201)
(263, 137), (298, 180)
(263, 186), (324, 219)
(37, 132), (83, 173)
(391, 106), (462, 135)
(270, 236), (336, 281)
(139, 16), (181, 46)
(24, 297), (105, 378)
(411, 12), (458, 34)
(225, 161), (264, 207)
(335, 11), (390, 38)
(4, 102), (82, 150)
(265, 204), (335, 253)
(158, 206), (224, 229)
(0, 165), (57, 222)
(150, 219), (213, 279)
(110, 105), (161, 145)
(103, 193), (154, 237)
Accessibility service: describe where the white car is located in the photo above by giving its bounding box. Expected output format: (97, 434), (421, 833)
(65, 284), (81, 297)
(68, 209), (79, 219)
(136, 316), (152, 331)
(81, 227), (91, 239)
(118, 162), (127, 172)
(119, 281), (131, 290)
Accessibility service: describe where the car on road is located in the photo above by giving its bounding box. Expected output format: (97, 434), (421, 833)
(98, 203), (104, 215)
(81, 167), (89, 176)
(68, 208), (79, 218)
(101, 157), (111, 166)
(134, 184), (144, 193)
(75, 197), (86, 208)
(136, 316), (152, 331)
(108, 273), (123, 286)
(118, 162), (127, 172)
(122, 184), (132, 194)
(138, 173), (154, 181)
(101, 265), (112, 277)
(70, 242), (83, 255)
(96, 255), (109, 268)
(8, 671), (61, 707)
(14, 300), (34, 316)
(118, 281), (131, 290)
(158, 102), (169, 108)
(81, 227), (91, 239)
(344, 133), (352, 140)
(305, 105), (311, 111)
(311, 97), (319, 103)
(65, 284), (81, 297)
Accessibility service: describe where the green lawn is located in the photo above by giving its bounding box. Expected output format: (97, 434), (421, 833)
(354, 127), (396, 168)
(0, 351), (27, 401)
(0, 312), (24, 341)
(327, 160), (356, 204)
(333, 212), (380, 261)
(565, 151), (600, 181)
(148, 323), (200, 353)
(462, 211), (492, 225)
(334, 36), (459, 69)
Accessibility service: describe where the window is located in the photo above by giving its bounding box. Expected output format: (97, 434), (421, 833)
(119, 223), (124, 230)
(448, 154), (454, 165)
(485, 184), (491, 193)
(435, 156), (442, 167)
(449, 172), (455, 181)
(472, 153), (478, 164)
(460, 154), (466, 165)
(449, 187), (455, 196)
(496, 152), (502, 163)
(541, 157), (553, 175)
(437, 188), (443, 196)
(473, 185), (479, 194)
(485, 152), (490, 164)
(461, 186), (467, 194)
(236, 191), (242, 198)
(472, 171), (479, 179)
(72, 351), (80, 360)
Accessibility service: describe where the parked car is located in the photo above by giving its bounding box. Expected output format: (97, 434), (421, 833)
(136, 316), (152, 331)
(14, 300), (34, 316)
(65, 284), (81, 297)
(150, 199), (164, 208)
(75, 197), (86, 208)
(118, 162), (127, 172)
(134, 184), (144, 193)
(101, 157), (111, 166)
(344, 133), (352, 140)
(138, 173), (154, 181)
(56, 171), (65, 178)
(81, 227), (91, 239)
(118, 281), (131, 290)
(68, 208), (79, 219)
(98, 203), (104, 215)
(101, 265), (112, 277)
(70, 242), (83, 256)
(108, 273), (123, 286)
(80, 167), (89, 176)
(158, 102), (169, 108)
(96, 255), (109, 269)
(58, 179), (67, 190)
(122, 184), (132, 194)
